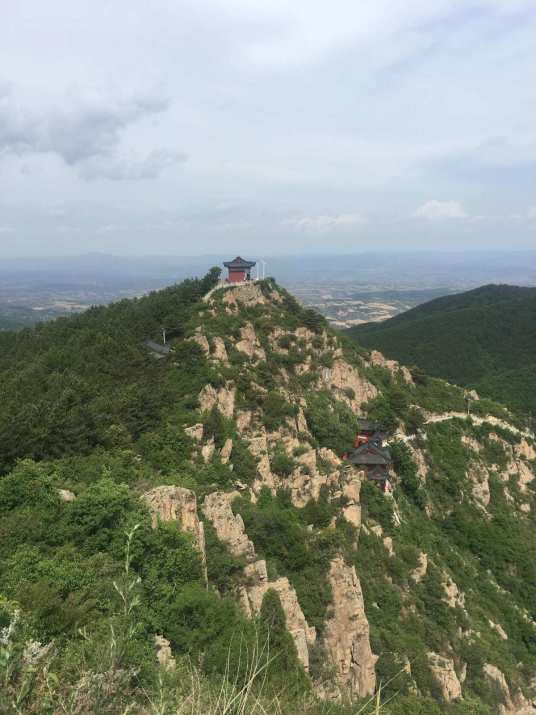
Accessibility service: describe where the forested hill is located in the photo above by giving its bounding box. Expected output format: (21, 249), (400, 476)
(2, 272), (536, 714)
(346, 284), (536, 417)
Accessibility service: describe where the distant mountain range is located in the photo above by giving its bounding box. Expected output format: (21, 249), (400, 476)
(347, 284), (536, 418)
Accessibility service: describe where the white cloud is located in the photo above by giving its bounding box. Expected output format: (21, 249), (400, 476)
(284, 214), (365, 231)
(413, 200), (467, 220)
(0, 83), (185, 180)
(79, 148), (187, 181)
(0, 225), (16, 233)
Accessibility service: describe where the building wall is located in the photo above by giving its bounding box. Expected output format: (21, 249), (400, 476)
(228, 269), (247, 283)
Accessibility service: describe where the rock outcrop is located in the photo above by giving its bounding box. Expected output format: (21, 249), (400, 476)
(467, 461), (491, 507)
(141, 486), (207, 576)
(240, 559), (316, 672)
(199, 383), (236, 419)
(427, 652), (462, 702)
(202, 491), (255, 560)
(323, 557), (377, 697)
(321, 359), (378, 414)
(369, 350), (414, 385)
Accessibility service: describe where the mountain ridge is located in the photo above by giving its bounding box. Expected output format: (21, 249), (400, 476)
(1, 274), (536, 714)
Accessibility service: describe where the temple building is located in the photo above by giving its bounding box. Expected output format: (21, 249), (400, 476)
(223, 256), (256, 283)
(347, 419), (392, 491)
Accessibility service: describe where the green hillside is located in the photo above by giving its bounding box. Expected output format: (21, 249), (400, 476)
(347, 284), (536, 417)
(1, 272), (536, 714)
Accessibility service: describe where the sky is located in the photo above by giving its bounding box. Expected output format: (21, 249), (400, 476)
(1, 0), (536, 258)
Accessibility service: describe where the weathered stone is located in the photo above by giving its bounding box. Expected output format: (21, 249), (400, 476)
(202, 491), (255, 560)
(235, 323), (266, 362)
(369, 350), (414, 385)
(221, 283), (268, 308)
(141, 486), (207, 582)
(236, 410), (253, 434)
(220, 437), (233, 464)
(322, 359), (378, 414)
(211, 337), (229, 364)
(323, 557), (377, 697)
(411, 552), (428, 583)
(154, 635), (176, 671)
(58, 489), (76, 502)
(443, 575), (465, 609)
(199, 383), (236, 419)
(483, 664), (512, 709)
(427, 653), (462, 702)
(184, 423), (204, 442)
(201, 439), (215, 463)
(190, 331), (210, 355)
(488, 619), (508, 640)
(467, 461), (491, 507)
(241, 559), (316, 672)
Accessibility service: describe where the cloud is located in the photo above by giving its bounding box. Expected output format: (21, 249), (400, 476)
(0, 225), (16, 234)
(0, 83), (185, 179)
(527, 207), (536, 221)
(284, 214), (365, 231)
(79, 148), (187, 181)
(413, 200), (467, 220)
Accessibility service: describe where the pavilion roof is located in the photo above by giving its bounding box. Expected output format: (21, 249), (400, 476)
(347, 443), (391, 466)
(223, 256), (256, 269)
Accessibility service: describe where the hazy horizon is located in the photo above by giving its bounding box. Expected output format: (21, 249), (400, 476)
(2, 2), (536, 258)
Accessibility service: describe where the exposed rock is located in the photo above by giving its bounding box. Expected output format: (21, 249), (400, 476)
(201, 439), (215, 463)
(58, 488), (76, 502)
(488, 619), (508, 640)
(467, 461), (491, 507)
(443, 575), (465, 609)
(342, 470), (363, 528)
(220, 438), (233, 464)
(221, 283), (268, 308)
(407, 443), (428, 481)
(520, 502), (531, 513)
(462, 435), (482, 453)
(427, 653), (462, 702)
(411, 552), (428, 583)
(190, 331), (210, 355)
(296, 408), (309, 434)
(235, 323), (266, 362)
(184, 423), (204, 442)
(154, 635), (176, 671)
(322, 359), (378, 413)
(515, 461), (535, 493)
(141, 486), (206, 582)
(199, 383), (236, 419)
(483, 664), (512, 709)
(236, 410), (253, 434)
(202, 491), (255, 560)
(516, 439), (536, 461)
(383, 536), (395, 557)
(211, 337), (229, 364)
(369, 350), (414, 385)
(323, 557), (377, 697)
(319, 448), (342, 469)
(240, 559), (316, 671)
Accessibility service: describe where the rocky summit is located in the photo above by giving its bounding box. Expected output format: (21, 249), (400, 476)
(1, 272), (535, 714)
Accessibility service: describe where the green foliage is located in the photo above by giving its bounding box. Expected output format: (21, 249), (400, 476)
(259, 589), (309, 695)
(348, 284), (536, 416)
(304, 392), (356, 455)
(390, 441), (427, 509)
(261, 390), (298, 431)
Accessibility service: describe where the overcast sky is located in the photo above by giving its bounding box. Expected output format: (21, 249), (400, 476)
(1, 0), (536, 258)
